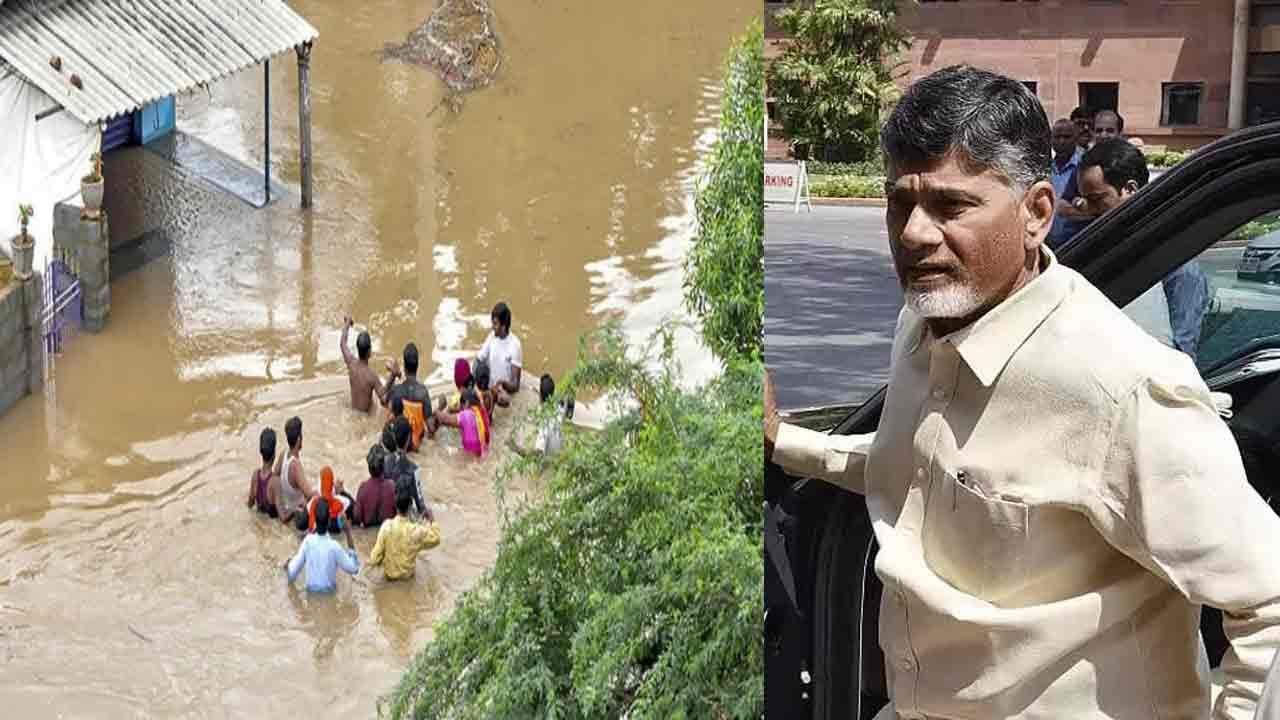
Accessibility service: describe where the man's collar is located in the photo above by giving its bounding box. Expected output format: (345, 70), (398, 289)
(1054, 149), (1082, 171)
(904, 245), (1071, 386)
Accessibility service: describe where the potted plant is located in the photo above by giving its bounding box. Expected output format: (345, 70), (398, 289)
(11, 203), (34, 279)
(81, 151), (104, 218)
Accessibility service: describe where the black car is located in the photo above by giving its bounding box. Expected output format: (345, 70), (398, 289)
(764, 121), (1280, 719)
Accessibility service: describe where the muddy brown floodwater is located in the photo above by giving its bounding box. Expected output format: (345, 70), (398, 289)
(0, 0), (754, 716)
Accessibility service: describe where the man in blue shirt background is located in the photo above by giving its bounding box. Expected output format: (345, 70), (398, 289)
(1047, 118), (1089, 249)
(285, 501), (360, 593)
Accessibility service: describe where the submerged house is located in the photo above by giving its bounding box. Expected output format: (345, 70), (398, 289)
(0, 0), (318, 273)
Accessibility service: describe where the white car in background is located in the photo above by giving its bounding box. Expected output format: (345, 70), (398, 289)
(1239, 228), (1280, 285)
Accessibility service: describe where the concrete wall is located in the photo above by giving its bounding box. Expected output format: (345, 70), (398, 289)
(0, 275), (43, 418)
(896, 0), (1237, 148)
(53, 202), (110, 332)
(100, 147), (156, 251)
(0, 204), (113, 421)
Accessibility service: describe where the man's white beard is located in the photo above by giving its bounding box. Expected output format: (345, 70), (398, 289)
(904, 281), (983, 319)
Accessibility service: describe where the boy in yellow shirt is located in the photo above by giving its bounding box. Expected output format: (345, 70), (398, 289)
(370, 490), (441, 580)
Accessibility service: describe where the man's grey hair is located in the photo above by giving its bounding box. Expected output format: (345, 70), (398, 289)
(881, 65), (1052, 193)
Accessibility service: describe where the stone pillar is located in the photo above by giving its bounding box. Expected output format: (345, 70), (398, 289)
(22, 272), (43, 395)
(78, 215), (110, 333)
(55, 201), (110, 333)
(1229, 0), (1251, 130)
(0, 272), (42, 416)
(0, 281), (27, 413)
(297, 41), (314, 209)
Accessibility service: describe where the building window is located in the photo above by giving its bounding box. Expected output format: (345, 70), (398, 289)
(1249, 52), (1280, 77)
(1078, 82), (1119, 113)
(1161, 82), (1203, 126)
(1252, 0), (1280, 27)
(1247, 81), (1280, 126)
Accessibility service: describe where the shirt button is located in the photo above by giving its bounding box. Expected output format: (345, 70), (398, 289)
(932, 387), (946, 400)
(900, 656), (915, 672)
(916, 467), (924, 479)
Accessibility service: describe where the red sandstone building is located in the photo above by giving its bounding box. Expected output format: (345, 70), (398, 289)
(766, 0), (1280, 155)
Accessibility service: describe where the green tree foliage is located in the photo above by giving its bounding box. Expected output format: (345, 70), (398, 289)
(684, 21), (765, 362)
(1228, 212), (1280, 243)
(767, 0), (908, 161)
(382, 325), (764, 720)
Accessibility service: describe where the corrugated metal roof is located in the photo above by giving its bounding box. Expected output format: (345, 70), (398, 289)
(0, 0), (317, 125)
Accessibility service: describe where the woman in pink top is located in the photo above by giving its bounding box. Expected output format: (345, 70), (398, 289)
(439, 389), (489, 457)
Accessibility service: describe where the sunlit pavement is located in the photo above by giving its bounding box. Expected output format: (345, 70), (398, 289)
(764, 204), (900, 412)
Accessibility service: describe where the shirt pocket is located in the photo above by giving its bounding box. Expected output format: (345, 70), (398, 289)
(922, 469), (1031, 600)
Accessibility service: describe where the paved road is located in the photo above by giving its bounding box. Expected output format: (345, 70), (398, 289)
(764, 204), (901, 412)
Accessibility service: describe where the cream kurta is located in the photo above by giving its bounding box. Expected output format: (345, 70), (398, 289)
(774, 249), (1280, 720)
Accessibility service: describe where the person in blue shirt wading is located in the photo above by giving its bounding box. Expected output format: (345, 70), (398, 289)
(284, 501), (360, 593)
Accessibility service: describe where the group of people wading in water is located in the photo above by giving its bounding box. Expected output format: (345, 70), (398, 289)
(245, 302), (570, 593)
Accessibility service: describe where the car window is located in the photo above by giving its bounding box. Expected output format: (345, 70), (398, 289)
(1122, 210), (1280, 374)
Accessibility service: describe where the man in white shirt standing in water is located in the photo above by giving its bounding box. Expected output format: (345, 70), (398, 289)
(477, 302), (523, 408)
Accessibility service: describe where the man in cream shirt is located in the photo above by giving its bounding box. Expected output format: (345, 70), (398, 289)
(763, 65), (1280, 720)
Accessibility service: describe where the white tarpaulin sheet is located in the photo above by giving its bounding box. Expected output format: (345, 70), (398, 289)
(0, 67), (99, 273)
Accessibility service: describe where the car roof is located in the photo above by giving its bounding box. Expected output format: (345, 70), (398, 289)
(1249, 229), (1280, 249)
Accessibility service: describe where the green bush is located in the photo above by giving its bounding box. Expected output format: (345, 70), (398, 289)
(684, 21), (764, 361)
(1145, 150), (1189, 169)
(381, 326), (764, 720)
(1227, 213), (1280, 243)
(810, 175), (886, 199)
(807, 158), (885, 177)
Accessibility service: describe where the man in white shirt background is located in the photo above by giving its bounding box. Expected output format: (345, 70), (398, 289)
(763, 64), (1280, 720)
(477, 301), (523, 407)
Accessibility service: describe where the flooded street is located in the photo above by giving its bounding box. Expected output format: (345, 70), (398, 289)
(0, 0), (754, 716)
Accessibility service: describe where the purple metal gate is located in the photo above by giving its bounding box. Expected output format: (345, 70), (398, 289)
(41, 247), (82, 366)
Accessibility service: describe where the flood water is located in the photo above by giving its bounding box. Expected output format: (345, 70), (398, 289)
(0, 1), (754, 716)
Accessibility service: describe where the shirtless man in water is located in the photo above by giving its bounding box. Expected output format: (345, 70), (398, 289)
(340, 315), (394, 413)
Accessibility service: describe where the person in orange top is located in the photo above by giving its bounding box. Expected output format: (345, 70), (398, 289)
(307, 466), (353, 532)
(382, 343), (435, 448)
